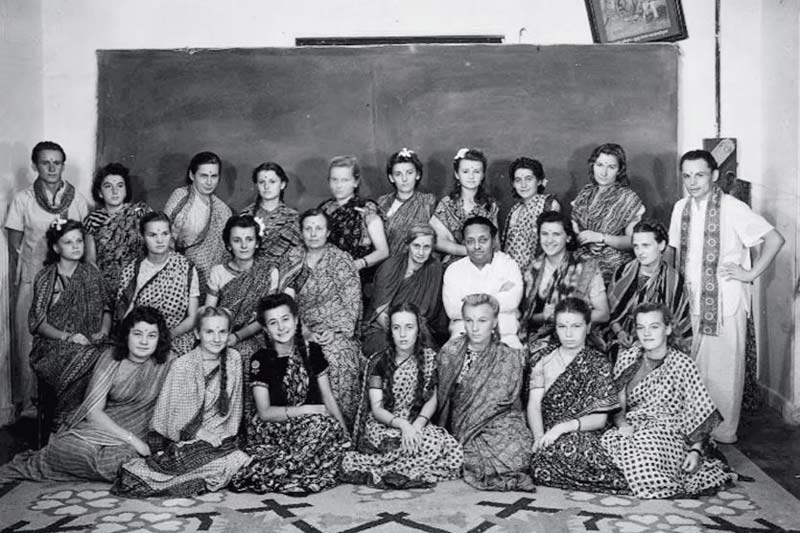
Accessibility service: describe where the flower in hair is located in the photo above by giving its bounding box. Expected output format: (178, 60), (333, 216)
(454, 148), (469, 160)
(399, 148), (415, 158)
(50, 217), (68, 232)
(253, 216), (267, 239)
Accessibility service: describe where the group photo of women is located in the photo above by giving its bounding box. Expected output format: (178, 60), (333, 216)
(6, 138), (780, 502)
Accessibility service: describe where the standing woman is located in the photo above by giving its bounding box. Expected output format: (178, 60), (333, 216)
(113, 307), (250, 497)
(501, 157), (560, 273)
(83, 163), (151, 294)
(164, 151), (232, 295)
(527, 297), (628, 494)
(116, 211), (200, 355)
(376, 149), (437, 256)
(320, 155), (389, 292)
(0, 306), (173, 482)
(280, 209), (363, 429)
(341, 303), (462, 489)
(230, 293), (350, 495)
(29, 219), (112, 431)
(430, 148), (499, 265)
(241, 162), (301, 262)
(571, 143), (645, 284)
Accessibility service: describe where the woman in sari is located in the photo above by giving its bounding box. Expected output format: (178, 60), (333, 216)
(436, 293), (534, 491)
(571, 143), (645, 284)
(606, 221), (692, 354)
(205, 214), (279, 421)
(430, 148), (499, 265)
(362, 224), (445, 356)
(113, 307), (250, 497)
(500, 157), (560, 273)
(527, 297), (628, 493)
(376, 149), (437, 256)
(164, 151), (232, 295)
(29, 218), (112, 433)
(241, 161), (302, 262)
(602, 303), (735, 498)
(116, 211), (199, 355)
(280, 209), (363, 429)
(319, 155), (389, 294)
(521, 211), (608, 348)
(84, 162), (151, 294)
(341, 303), (462, 489)
(0, 306), (173, 482)
(230, 293), (350, 495)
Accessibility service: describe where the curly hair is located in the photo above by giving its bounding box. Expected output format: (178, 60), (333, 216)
(44, 219), (84, 266)
(587, 143), (628, 187)
(632, 219), (669, 246)
(536, 210), (578, 253)
(92, 162), (132, 205)
(554, 296), (591, 325)
(116, 306), (172, 364)
(222, 214), (262, 253)
(386, 148), (424, 182)
(509, 156), (546, 196)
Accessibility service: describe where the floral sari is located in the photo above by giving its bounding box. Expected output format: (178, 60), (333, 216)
(241, 202), (301, 262)
(501, 194), (558, 273)
(436, 337), (534, 491)
(377, 191), (436, 256)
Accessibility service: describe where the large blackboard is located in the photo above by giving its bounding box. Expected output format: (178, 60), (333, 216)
(96, 44), (679, 222)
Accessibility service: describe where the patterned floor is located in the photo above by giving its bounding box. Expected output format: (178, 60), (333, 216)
(1, 446), (798, 533)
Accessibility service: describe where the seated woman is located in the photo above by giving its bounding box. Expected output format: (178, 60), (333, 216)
(280, 209), (363, 429)
(341, 303), (462, 489)
(521, 211), (608, 348)
(30, 218), (112, 432)
(601, 303), (736, 499)
(430, 148), (499, 265)
(436, 293), (534, 491)
(230, 293), (350, 495)
(84, 163), (151, 294)
(527, 297), (628, 494)
(164, 151), (232, 295)
(606, 221), (692, 353)
(376, 149), (437, 256)
(362, 224), (446, 356)
(0, 306), (173, 482)
(113, 307), (249, 497)
(116, 211), (199, 355)
(319, 155), (389, 293)
(500, 157), (560, 273)
(571, 143), (645, 284)
(241, 162), (302, 262)
(205, 214), (279, 420)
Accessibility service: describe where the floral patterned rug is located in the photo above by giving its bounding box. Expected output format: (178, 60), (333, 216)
(0, 446), (797, 533)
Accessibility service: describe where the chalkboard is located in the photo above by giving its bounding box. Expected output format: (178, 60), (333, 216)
(96, 44), (679, 223)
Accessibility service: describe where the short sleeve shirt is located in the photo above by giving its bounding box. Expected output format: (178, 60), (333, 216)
(249, 342), (328, 406)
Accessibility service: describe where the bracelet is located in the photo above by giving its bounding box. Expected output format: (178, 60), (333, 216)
(688, 448), (701, 456)
(417, 414), (430, 422)
(389, 415), (397, 428)
(601, 234), (606, 244)
(126, 433), (133, 443)
(361, 258), (369, 269)
(62, 332), (71, 341)
(575, 418), (582, 431)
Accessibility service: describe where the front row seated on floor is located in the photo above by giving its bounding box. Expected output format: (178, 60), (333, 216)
(0, 296), (735, 500)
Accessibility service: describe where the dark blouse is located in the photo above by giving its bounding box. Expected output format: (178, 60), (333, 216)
(249, 342), (328, 406)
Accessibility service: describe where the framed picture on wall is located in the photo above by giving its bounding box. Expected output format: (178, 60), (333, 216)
(585, 0), (688, 44)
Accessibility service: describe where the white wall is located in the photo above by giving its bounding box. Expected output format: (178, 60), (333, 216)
(3, 0), (799, 418)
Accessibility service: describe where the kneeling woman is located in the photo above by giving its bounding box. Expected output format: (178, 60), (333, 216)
(341, 303), (462, 488)
(436, 294), (534, 491)
(601, 303), (735, 499)
(0, 306), (172, 483)
(230, 293), (350, 495)
(528, 297), (628, 494)
(113, 307), (249, 497)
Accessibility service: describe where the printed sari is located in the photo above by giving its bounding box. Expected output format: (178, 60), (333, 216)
(602, 346), (736, 498)
(571, 183), (645, 283)
(437, 337), (534, 491)
(529, 345), (629, 493)
(319, 196), (382, 288)
(83, 201), (151, 294)
(280, 244), (363, 429)
(341, 347), (462, 489)
(113, 347), (249, 497)
(0, 345), (172, 482)
(29, 262), (112, 428)
(501, 194), (558, 273)
(432, 195), (499, 265)
(377, 191), (436, 256)
(241, 202), (301, 262)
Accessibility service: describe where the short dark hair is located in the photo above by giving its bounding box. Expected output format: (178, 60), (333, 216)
(139, 211), (171, 235)
(634, 301), (673, 326)
(632, 220), (668, 245)
(186, 151), (222, 185)
(298, 207), (329, 230)
(386, 149), (424, 182)
(509, 157), (546, 196)
(222, 214), (262, 252)
(92, 162), (132, 205)
(680, 149), (718, 172)
(588, 143), (628, 186)
(536, 210), (578, 252)
(117, 306), (172, 364)
(554, 296), (591, 324)
(31, 141), (66, 164)
(44, 219), (83, 266)
(256, 293), (299, 327)
(462, 215), (497, 238)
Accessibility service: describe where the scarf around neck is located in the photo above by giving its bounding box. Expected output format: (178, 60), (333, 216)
(33, 177), (75, 215)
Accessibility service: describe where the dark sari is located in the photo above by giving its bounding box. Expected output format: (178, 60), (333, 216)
(376, 191), (436, 256)
(241, 202), (301, 262)
(319, 196), (382, 288)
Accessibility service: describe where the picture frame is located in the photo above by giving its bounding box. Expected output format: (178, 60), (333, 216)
(584, 0), (688, 44)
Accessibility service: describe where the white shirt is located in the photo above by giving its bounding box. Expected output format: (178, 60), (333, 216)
(442, 251), (523, 343)
(668, 194), (774, 316)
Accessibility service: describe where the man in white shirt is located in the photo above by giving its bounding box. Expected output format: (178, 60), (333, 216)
(443, 216), (523, 348)
(668, 149), (783, 444)
(5, 141), (90, 418)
